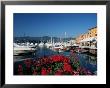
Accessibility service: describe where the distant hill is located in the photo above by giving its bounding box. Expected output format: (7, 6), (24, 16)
(14, 36), (74, 43)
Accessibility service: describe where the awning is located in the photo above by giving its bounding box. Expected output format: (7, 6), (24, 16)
(80, 37), (97, 42)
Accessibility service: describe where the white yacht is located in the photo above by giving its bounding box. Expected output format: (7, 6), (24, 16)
(45, 42), (52, 48)
(45, 37), (53, 48)
(14, 43), (36, 55)
(38, 42), (44, 47)
(53, 42), (64, 50)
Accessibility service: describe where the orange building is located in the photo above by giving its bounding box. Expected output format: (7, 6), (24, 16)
(76, 34), (84, 44)
(88, 27), (97, 38)
(75, 27), (97, 48)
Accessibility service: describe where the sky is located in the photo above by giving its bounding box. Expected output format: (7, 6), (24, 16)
(14, 13), (97, 38)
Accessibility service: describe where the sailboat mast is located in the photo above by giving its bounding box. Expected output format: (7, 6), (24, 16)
(65, 32), (66, 47)
(51, 36), (52, 44)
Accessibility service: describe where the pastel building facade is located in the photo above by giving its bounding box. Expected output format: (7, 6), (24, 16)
(76, 27), (97, 49)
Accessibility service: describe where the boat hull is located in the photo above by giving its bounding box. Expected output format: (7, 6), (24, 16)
(14, 47), (36, 56)
(14, 50), (36, 55)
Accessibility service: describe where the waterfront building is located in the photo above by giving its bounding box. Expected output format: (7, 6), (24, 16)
(75, 27), (97, 49)
(76, 34), (84, 45)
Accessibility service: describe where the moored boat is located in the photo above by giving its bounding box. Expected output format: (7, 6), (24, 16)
(14, 43), (36, 55)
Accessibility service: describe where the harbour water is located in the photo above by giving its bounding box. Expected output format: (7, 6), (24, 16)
(14, 46), (97, 74)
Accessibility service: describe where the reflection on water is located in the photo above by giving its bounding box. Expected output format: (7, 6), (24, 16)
(77, 53), (97, 73)
(35, 47), (58, 58)
(14, 47), (97, 74)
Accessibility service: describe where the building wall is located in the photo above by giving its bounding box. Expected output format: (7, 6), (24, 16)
(76, 34), (83, 44)
(88, 27), (97, 38)
(75, 27), (97, 47)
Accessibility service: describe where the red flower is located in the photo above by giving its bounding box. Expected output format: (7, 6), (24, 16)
(63, 63), (73, 72)
(41, 68), (47, 75)
(55, 69), (63, 75)
(47, 67), (52, 73)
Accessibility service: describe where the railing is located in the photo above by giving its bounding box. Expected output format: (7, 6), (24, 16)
(79, 46), (97, 49)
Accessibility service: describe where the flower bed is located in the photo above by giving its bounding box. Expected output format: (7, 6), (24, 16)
(15, 54), (93, 75)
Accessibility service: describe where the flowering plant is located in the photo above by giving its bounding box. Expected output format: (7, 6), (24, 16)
(15, 54), (93, 75)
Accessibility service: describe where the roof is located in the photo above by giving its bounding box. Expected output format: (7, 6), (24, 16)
(88, 26), (97, 30)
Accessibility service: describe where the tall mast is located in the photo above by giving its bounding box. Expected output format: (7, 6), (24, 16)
(65, 32), (66, 47)
(60, 37), (61, 42)
(65, 32), (66, 42)
(51, 36), (52, 44)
